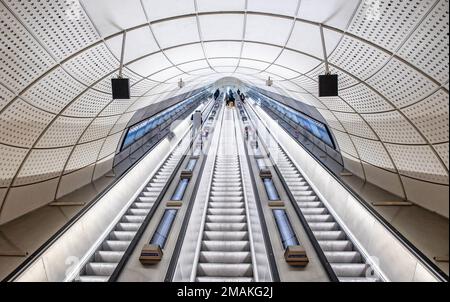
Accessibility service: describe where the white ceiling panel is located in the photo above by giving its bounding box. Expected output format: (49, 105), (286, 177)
(297, 0), (360, 30)
(247, 0), (299, 16)
(200, 14), (244, 41)
(238, 59), (271, 71)
(235, 67), (260, 75)
(142, 0), (195, 21)
(245, 15), (293, 46)
(266, 65), (301, 79)
(204, 41), (242, 58)
(165, 44), (205, 65)
(178, 60), (211, 73)
(209, 58), (240, 68)
(152, 17), (200, 49)
(214, 67), (238, 73)
(81, 0), (148, 37)
(275, 49), (321, 74)
(127, 53), (172, 77)
(197, 0), (246, 12)
(287, 23), (342, 58)
(242, 42), (282, 63)
(149, 67), (184, 82)
(189, 69), (216, 76)
(106, 26), (159, 63)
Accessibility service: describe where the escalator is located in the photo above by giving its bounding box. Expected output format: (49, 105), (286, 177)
(240, 99), (381, 282)
(275, 147), (380, 282)
(193, 108), (255, 282)
(75, 143), (187, 282)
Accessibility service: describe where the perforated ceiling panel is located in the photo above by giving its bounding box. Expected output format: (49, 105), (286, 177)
(36, 116), (93, 148)
(62, 43), (120, 87)
(0, 0), (448, 223)
(0, 99), (55, 148)
(347, 0), (436, 52)
(351, 136), (395, 171)
(329, 36), (391, 81)
(339, 84), (394, 113)
(319, 96), (354, 113)
(386, 144), (448, 184)
(397, 0), (449, 84)
(363, 111), (426, 145)
(79, 115), (120, 143)
(367, 58), (439, 108)
(402, 90), (449, 144)
(15, 147), (73, 186)
(332, 112), (378, 140)
(332, 130), (359, 158)
(0, 145), (28, 187)
(0, 83), (15, 111)
(65, 139), (105, 173)
(434, 143), (449, 169)
(63, 89), (112, 118)
(98, 131), (123, 160)
(4, 0), (100, 60)
(22, 67), (87, 113)
(0, 2), (54, 93)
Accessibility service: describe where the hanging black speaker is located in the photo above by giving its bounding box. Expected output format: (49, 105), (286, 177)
(319, 74), (338, 97)
(112, 78), (130, 99)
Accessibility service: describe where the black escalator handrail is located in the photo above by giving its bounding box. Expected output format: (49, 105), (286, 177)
(163, 156), (208, 282)
(233, 107), (281, 282)
(238, 100), (337, 282)
(245, 101), (449, 282)
(108, 153), (187, 282)
(164, 102), (225, 282)
(2, 99), (213, 282)
(273, 164), (340, 282)
(3, 132), (189, 283)
(109, 99), (218, 282)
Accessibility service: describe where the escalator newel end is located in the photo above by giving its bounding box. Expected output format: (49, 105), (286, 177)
(180, 170), (193, 180)
(167, 201), (183, 207)
(259, 169), (272, 179)
(139, 244), (163, 265)
(284, 245), (309, 267)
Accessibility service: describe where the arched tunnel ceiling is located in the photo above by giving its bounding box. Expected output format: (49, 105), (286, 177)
(0, 0), (448, 224)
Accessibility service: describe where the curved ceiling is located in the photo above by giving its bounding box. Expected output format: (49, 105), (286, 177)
(0, 0), (448, 224)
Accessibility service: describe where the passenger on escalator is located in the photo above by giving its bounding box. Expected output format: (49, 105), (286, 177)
(191, 110), (202, 137)
(214, 89), (220, 100)
(240, 93), (246, 103)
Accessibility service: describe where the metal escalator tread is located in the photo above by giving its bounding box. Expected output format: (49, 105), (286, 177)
(195, 108), (254, 282)
(276, 147), (381, 282)
(76, 144), (185, 282)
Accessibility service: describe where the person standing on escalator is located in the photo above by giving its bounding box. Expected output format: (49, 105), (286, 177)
(191, 110), (202, 138)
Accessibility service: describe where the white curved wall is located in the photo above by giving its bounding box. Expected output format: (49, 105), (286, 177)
(0, 0), (448, 224)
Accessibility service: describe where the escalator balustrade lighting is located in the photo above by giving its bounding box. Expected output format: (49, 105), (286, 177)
(172, 157), (199, 201)
(273, 210), (299, 249)
(256, 159), (266, 170)
(186, 159), (198, 171)
(140, 210), (178, 264)
(273, 210), (309, 267)
(263, 179), (280, 201)
(172, 179), (189, 201)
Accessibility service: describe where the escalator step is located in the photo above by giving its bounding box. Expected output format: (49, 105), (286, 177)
(197, 263), (253, 277)
(199, 251), (252, 264)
